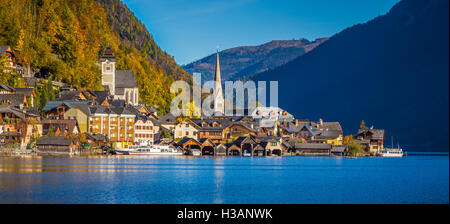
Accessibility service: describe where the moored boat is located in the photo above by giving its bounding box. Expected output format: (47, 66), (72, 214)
(378, 137), (404, 157)
(116, 145), (183, 155)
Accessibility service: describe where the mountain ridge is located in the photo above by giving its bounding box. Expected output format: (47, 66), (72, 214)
(183, 38), (328, 81)
(251, 0), (449, 151)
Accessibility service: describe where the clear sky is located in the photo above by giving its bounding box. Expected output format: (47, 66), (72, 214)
(122, 0), (400, 65)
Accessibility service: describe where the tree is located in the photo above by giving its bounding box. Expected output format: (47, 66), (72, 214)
(347, 141), (366, 157)
(48, 126), (55, 136)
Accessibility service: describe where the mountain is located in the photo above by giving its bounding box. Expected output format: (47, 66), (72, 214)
(95, 0), (191, 82)
(0, 0), (188, 114)
(252, 0), (449, 151)
(183, 38), (328, 81)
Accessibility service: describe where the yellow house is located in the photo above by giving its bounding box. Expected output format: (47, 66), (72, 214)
(64, 105), (136, 147)
(307, 119), (344, 146)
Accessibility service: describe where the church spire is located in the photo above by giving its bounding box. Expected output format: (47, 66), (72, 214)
(214, 48), (221, 83)
(213, 48), (224, 115)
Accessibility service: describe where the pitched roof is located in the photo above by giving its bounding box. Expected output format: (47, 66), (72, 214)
(115, 70), (137, 88)
(55, 91), (85, 101)
(36, 136), (72, 146)
(42, 101), (88, 111)
(42, 119), (79, 134)
(191, 118), (232, 131)
(70, 105), (136, 116)
(294, 143), (332, 149)
(0, 83), (15, 92)
(159, 113), (177, 124)
(85, 133), (107, 141)
(0, 105), (39, 120)
(0, 94), (26, 106)
(14, 88), (34, 97)
(100, 46), (117, 62)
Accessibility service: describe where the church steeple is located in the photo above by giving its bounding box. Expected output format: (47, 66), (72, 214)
(213, 48), (224, 115)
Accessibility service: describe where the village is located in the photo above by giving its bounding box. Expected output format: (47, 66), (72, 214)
(0, 45), (388, 157)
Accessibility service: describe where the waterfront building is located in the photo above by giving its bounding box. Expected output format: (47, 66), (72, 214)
(222, 122), (257, 141)
(158, 113), (178, 136)
(14, 88), (35, 107)
(134, 115), (160, 145)
(0, 105), (41, 146)
(41, 119), (80, 136)
(36, 136), (77, 155)
(174, 119), (200, 140)
(294, 143), (332, 156)
(355, 128), (385, 153)
(191, 118), (231, 143)
(100, 46), (139, 106)
(63, 105), (136, 147)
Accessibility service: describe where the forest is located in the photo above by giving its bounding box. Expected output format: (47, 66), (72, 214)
(0, 0), (189, 114)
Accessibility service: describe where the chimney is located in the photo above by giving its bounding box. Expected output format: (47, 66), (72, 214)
(295, 119), (299, 126)
(319, 118), (323, 126)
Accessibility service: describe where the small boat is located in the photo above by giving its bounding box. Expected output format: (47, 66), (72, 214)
(116, 145), (183, 155)
(377, 137), (403, 157)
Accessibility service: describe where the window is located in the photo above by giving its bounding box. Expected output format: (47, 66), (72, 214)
(105, 66), (111, 71)
(186, 131), (189, 136)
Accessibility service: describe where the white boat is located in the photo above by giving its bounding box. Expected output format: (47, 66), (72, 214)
(377, 137), (404, 157)
(377, 148), (403, 157)
(116, 145), (183, 155)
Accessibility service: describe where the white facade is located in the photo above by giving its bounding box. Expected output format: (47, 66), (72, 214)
(134, 119), (159, 145)
(101, 59), (116, 96)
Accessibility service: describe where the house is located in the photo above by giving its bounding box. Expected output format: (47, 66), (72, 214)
(55, 91), (93, 101)
(331, 145), (348, 156)
(294, 143), (332, 156)
(100, 46), (139, 106)
(41, 119), (79, 136)
(36, 136), (77, 155)
(0, 83), (16, 94)
(84, 133), (107, 148)
(159, 113), (178, 134)
(356, 128), (385, 154)
(249, 106), (295, 123)
(0, 94), (28, 108)
(93, 90), (111, 106)
(0, 105), (41, 146)
(280, 119), (343, 145)
(134, 115), (160, 145)
(63, 105), (136, 147)
(42, 101), (89, 119)
(174, 119), (200, 140)
(191, 118), (232, 143)
(14, 88), (35, 107)
(222, 122), (257, 141)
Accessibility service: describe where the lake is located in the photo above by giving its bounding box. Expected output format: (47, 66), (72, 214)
(0, 153), (448, 204)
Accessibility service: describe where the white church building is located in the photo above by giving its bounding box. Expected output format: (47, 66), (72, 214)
(100, 46), (139, 106)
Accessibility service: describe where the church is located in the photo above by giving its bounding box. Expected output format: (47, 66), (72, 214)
(100, 47), (139, 106)
(213, 49), (225, 115)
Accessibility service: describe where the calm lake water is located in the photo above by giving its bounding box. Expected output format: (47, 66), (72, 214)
(0, 153), (448, 204)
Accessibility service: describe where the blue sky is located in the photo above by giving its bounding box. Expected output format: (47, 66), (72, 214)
(123, 0), (400, 65)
